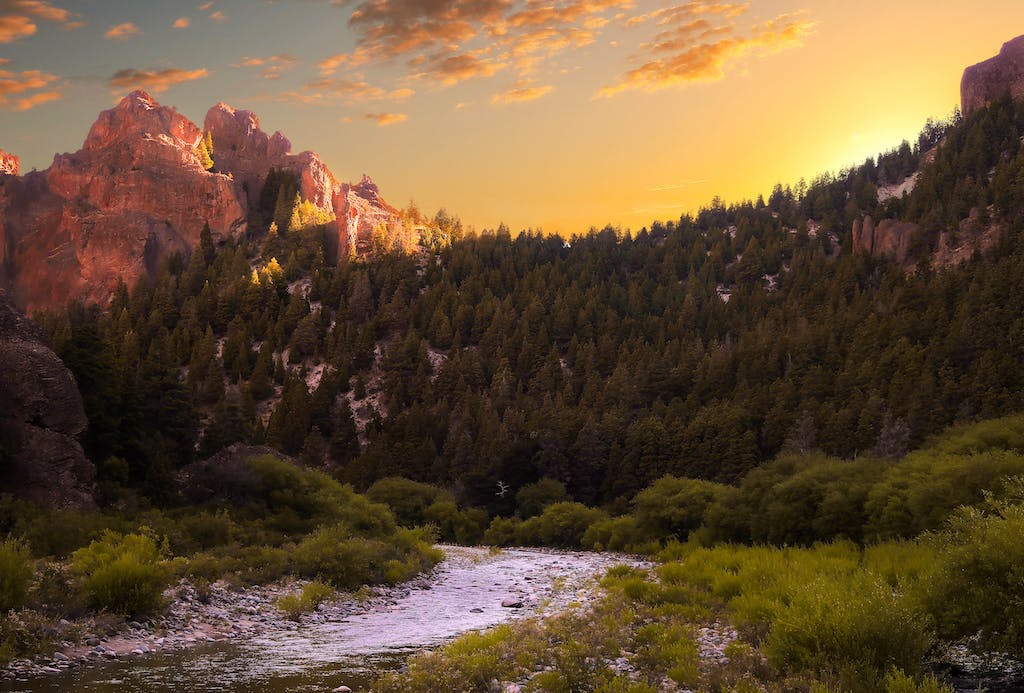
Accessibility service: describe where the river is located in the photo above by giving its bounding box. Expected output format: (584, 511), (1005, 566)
(1, 547), (636, 693)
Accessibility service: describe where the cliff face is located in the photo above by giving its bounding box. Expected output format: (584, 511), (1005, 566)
(0, 292), (95, 508)
(962, 34), (1024, 114)
(1, 91), (246, 311)
(203, 102), (409, 261)
(852, 216), (919, 266)
(1, 91), (408, 312)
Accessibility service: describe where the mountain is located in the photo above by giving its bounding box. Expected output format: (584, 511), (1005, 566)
(0, 91), (409, 312)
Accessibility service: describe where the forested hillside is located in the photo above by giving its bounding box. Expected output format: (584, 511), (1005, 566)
(36, 93), (1024, 512)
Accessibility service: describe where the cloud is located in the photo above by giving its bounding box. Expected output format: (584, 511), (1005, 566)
(104, 22), (140, 40)
(237, 54), (297, 80)
(490, 80), (552, 104)
(0, 67), (59, 109)
(172, 17), (190, 29)
(597, 5), (816, 97)
(209, 10), (226, 21)
(411, 51), (505, 85)
(0, 1), (82, 41)
(198, 2), (212, 10)
(14, 88), (59, 109)
(363, 111), (407, 126)
(108, 67), (209, 93)
(316, 53), (348, 75)
(0, 14), (34, 42)
(649, 179), (709, 191)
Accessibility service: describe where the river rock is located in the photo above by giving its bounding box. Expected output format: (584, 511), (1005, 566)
(501, 598), (523, 608)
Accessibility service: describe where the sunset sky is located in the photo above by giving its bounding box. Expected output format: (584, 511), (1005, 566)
(0, 0), (1020, 233)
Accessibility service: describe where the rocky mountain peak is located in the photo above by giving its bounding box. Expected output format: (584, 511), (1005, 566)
(962, 34), (1024, 114)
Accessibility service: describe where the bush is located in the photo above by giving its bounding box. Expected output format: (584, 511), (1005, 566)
(764, 574), (932, 687)
(515, 478), (570, 519)
(482, 516), (520, 546)
(367, 477), (453, 527)
(632, 476), (728, 542)
(516, 502), (606, 548)
(922, 487), (1024, 655)
(0, 540), (31, 612)
(277, 580), (335, 620)
(582, 516), (648, 552)
(71, 531), (168, 617)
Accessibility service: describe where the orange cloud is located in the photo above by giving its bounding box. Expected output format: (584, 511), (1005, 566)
(490, 80), (553, 104)
(109, 67), (209, 93)
(172, 17), (190, 29)
(597, 7), (815, 97)
(0, 67), (59, 109)
(104, 22), (140, 40)
(198, 2), (212, 10)
(0, 14), (35, 42)
(363, 112), (407, 126)
(209, 10), (226, 21)
(317, 53), (348, 75)
(237, 54), (297, 80)
(14, 88), (60, 109)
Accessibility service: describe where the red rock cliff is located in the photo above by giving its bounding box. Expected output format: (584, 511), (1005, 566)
(0, 91), (409, 311)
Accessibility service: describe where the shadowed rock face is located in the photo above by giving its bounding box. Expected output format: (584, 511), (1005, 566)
(0, 292), (95, 508)
(962, 35), (1024, 114)
(852, 215), (920, 266)
(1, 91), (408, 312)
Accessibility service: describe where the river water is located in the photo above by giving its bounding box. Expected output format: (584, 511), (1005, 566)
(2, 547), (633, 693)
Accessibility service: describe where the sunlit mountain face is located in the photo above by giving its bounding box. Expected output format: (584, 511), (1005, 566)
(0, 0), (1020, 234)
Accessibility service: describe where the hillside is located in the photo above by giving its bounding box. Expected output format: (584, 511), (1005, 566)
(14, 73), (1018, 515)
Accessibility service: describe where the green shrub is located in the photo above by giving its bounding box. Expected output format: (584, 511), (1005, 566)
(277, 580), (335, 620)
(582, 515), (647, 552)
(515, 478), (570, 519)
(764, 574), (932, 686)
(366, 477), (453, 527)
(515, 502), (606, 548)
(883, 668), (954, 693)
(632, 476), (728, 542)
(922, 487), (1024, 655)
(482, 516), (519, 546)
(0, 540), (31, 612)
(71, 531), (168, 617)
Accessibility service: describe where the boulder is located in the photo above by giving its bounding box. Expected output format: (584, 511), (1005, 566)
(0, 292), (94, 508)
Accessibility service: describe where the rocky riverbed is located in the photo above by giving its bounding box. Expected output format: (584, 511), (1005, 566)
(0, 546), (650, 692)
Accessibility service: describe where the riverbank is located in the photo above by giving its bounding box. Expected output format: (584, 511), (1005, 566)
(1, 547), (647, 691)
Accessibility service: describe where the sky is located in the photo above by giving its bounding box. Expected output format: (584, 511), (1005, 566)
(0, 0), (1020, 234)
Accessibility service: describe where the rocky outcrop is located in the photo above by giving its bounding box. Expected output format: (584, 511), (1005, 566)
(0, 151), (18, 176)
(962, 34), (1024, 114)
(0, 292), (95, 508)
(1, 91), (246, 310)
(203, 103), (337, 211)
(1, 91), (409, 311)
(852, 215), (920, 265)
(334, 175), (412, 257)
(204, 103), (409, 261)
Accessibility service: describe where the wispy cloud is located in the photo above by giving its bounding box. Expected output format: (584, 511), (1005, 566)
(597, 5), (816, 98)
(0, 66), (59, 109)
(172, 17), (190, 29)
(0, 14), (34, 41)
(364, 111), (407, 126)
(209, 10), (226, 21)
(490, 80), (552, 104)
(14, 88), (59, 109)
(237, 54), (298, 80)
(109, 67), (209, 93)
(104, 21), (140, 40)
